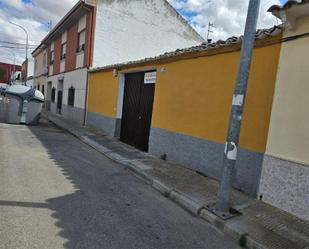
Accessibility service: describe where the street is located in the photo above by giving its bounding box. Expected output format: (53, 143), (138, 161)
(0, 120), (239, 249)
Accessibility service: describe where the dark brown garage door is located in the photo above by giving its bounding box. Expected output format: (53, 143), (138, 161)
(120, 71), (155, 152)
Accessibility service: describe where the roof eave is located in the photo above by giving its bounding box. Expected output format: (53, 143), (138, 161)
(268, 0), (309, 17)
(32, 0), (94, 52)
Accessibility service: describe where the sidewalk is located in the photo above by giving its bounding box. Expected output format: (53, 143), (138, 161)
(41, 111), (309, 249)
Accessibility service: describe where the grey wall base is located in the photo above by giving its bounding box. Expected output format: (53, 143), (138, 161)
(51, 102), (57, 115)
(259, 155), (309, 221)
(87, 112), (118, 137)
(62, 105), (84, 124)
(149, 128), (264, 197)
(49, 103), (84, 125)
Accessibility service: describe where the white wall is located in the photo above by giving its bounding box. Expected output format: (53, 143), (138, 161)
(26, 78), (34, 88)
(48, 68), (87, 109)
(76, 53), (84, 69)
(60, 61), (65, 73)
(63, 68), (87, 109)
(27, 59), (35, 78)
(266, 15), (309, 165)
(33, 48), (47, 77)
(92, 0), (204, 67)
(259, 14), (309, 222)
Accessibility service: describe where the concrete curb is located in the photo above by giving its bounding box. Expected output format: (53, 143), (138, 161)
(199, 209), (268, 249)
(169, 190), (203, 215)
(152, 179), (173, 197)
(43, 115), (296, 249)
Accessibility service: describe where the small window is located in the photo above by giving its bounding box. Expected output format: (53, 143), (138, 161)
(37, 84), (40, 91)
(42, 85), (45, 95)
(50, 51), (54, 65)
(68, 87), (75, 106)
(51, 87), (56, 102)
(76, 30), (85, 53)
(61, 43), (66, 60)
(43, 53), (46, 67)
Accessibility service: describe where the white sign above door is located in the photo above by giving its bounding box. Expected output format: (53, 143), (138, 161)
(144, 72), (157, 84)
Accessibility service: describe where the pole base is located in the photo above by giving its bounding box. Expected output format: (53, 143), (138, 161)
(205, 202), (241, 220)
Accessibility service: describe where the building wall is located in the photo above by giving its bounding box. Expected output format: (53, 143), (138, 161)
(87, 42), (281, 195)
(26, 78), (34, 88)
(48, 12), (92, 77)
(33, 49), (47, 78)
(259, 16), (309, 221)
(66, 23), (78, 71)
(92, 0), (204, 67)
(0, 63), (22, 84)
(33, 48), (47, 105)
(44, 10), (93, 124)
(53, 36), (62, 75)
(33, 75), (46, 92)
(88, 69), (118, 118)
(151, 46), (279, 153)
(48, 68), (87, 124)
(26, 59), (35, 78)
(87, 69), (119, 135)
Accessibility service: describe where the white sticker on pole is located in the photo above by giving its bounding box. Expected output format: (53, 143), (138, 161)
(224, 142), (238, 160)
(232, 94), (244, 106)
(144, 72), (157, 84)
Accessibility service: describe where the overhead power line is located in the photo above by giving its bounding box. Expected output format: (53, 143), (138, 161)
(0, 45), (34, 49)
(0, 40), (37, 46)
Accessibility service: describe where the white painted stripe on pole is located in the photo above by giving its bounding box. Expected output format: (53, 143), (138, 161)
(232, 94), (244, 106)
(224, 142), (238, 161)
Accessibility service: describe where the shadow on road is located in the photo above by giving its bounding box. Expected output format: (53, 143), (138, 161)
(23, 121), (238, 249)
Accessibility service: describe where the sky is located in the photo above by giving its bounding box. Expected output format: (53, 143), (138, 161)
(0, 0), (288, 65)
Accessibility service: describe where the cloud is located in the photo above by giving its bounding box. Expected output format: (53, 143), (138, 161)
(0, 0), (282, 65)
(0, 0), (78, 65)
(168, 0), (281, 41)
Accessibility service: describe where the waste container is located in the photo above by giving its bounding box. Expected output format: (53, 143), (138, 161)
(2, 85), (44, 125)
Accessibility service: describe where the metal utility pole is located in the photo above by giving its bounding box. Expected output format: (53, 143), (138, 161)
(216, 0), (261, 213)
(9, 21), (28, 85)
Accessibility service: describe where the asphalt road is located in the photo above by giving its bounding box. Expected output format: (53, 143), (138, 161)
(0, 120), (239, 249)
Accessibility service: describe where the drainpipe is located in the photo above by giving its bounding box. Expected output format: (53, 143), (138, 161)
(83, 4), (95, 126)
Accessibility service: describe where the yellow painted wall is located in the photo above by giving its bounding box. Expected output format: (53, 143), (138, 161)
(88, 69), (118, 117)
(266, 16), (309, 165)
(88, 42), (281, 153)
(152, 44), (281, 153)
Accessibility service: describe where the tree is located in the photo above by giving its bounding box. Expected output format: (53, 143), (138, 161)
(0, 68), (6, 80)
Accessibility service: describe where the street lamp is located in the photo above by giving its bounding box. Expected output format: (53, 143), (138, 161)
(8, 21), (28, 85)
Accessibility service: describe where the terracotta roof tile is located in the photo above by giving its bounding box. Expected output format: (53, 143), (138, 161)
(90, 26), (283, 72)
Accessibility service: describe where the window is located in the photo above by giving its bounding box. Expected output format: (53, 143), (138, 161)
(34, 59), (37, 74)
(51, 87), (56, 102)
(43, 53), (46, 67)
(60, 43), (66, 60)
(42, 85), (45, 96)
(76, 30), (85, 53)
(68, 87), (75, 106)
(50, 51), (54, 65)
(37, 84), (40, 91)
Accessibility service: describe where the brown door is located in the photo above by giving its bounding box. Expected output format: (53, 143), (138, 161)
(120, 71), (155, 152)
